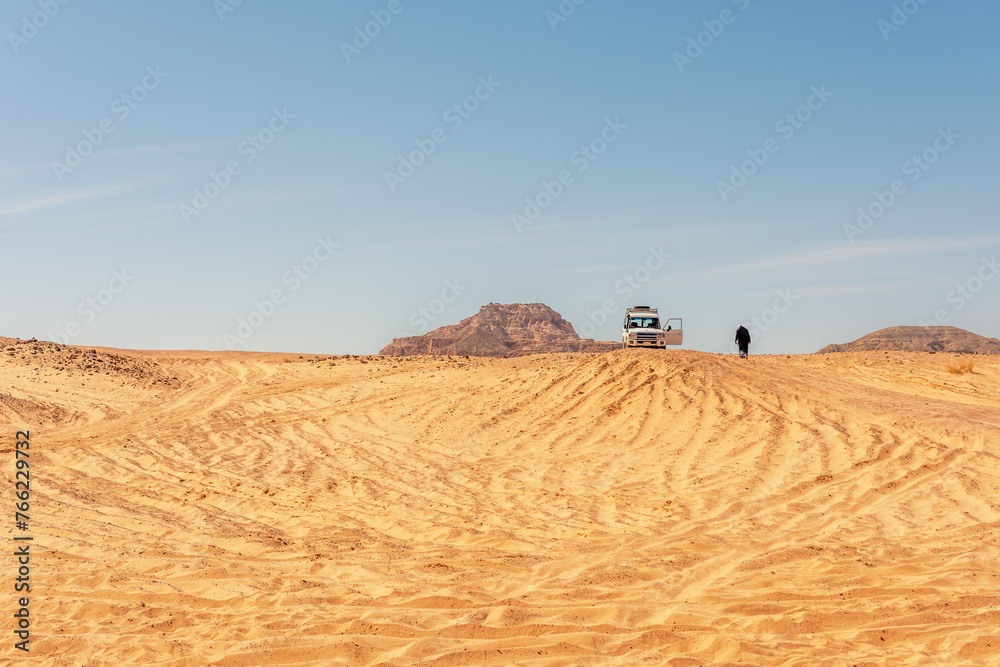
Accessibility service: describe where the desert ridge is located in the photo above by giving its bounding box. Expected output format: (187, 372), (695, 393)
(819, 325), (1000, 355)
(381, 303), (619, 357)
(1, 339), (999, 665)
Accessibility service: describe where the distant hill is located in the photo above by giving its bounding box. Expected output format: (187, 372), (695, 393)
(818, 326), (1000, 355)
(380, 303), (619, 357)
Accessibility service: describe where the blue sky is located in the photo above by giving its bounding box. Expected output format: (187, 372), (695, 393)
(1, 0), (997, 354)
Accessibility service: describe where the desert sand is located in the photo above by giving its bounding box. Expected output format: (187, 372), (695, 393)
(2, 342), (999, 666)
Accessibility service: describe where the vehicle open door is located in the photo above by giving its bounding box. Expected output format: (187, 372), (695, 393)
(663, 318), (683, 346)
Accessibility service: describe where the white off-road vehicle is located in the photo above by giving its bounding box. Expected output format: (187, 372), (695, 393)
(621, 306), (683, 349)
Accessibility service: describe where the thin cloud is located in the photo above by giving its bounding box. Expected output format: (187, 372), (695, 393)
(101, 141), (220, 159)
(0, 161), (51, 180)
(799, 276), (945, 297)
(0, 183), (135, 218)
(663, 233), (1000, 288)
(715, 234), (1000, 276)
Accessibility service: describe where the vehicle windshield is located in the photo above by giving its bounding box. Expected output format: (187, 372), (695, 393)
(628, 317), (660, 329)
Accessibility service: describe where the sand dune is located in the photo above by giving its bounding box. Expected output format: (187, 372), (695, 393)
(3, 343), (999, 665)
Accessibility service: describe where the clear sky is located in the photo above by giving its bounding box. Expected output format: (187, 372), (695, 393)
(2, 0), (998, 355)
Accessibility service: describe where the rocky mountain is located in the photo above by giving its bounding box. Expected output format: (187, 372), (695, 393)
(817, 326), (1000, 355)
(380, 303), (619, 357)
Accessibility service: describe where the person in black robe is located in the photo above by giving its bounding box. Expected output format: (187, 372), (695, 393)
(735, 325), (751, 358)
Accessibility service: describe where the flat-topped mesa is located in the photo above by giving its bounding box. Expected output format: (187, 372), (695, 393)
(379, 303), (619, 357)
(817, 325), (1000, 355)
